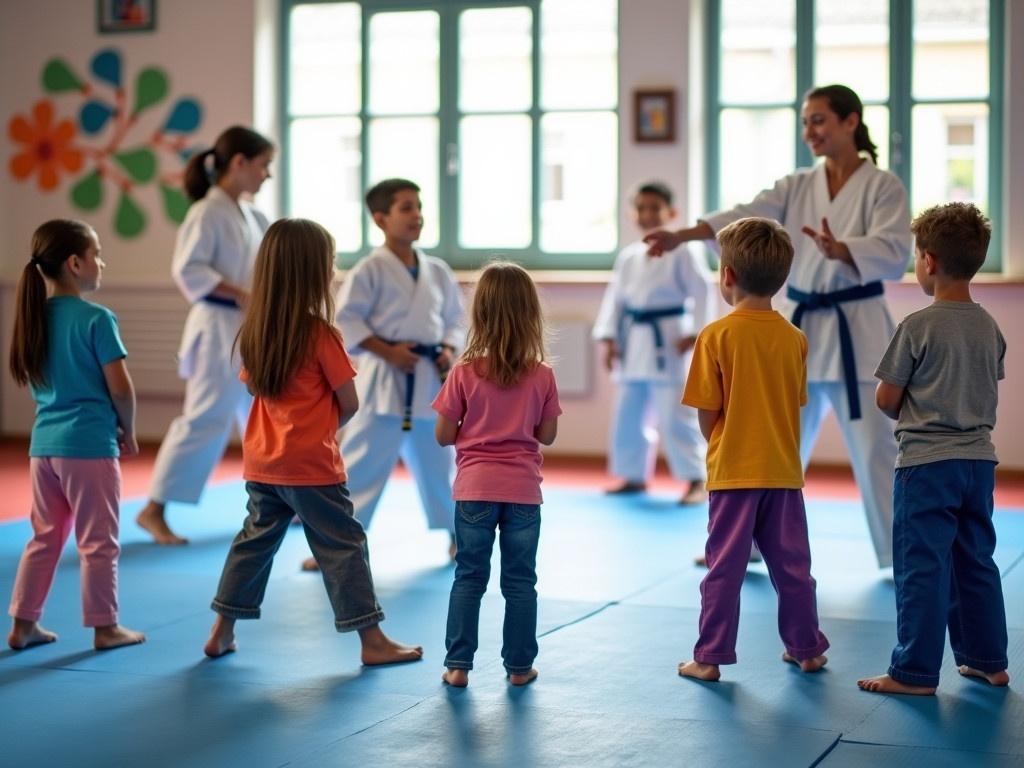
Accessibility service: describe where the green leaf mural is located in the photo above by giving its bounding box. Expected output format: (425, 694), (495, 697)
(115, 192), (146, 238)
(70, 170), (104, 210)
(42, 59), (84, 93)
(114, 147), (157, 183)
(160, 183), (191, 223)
(132, 68), (168, 116)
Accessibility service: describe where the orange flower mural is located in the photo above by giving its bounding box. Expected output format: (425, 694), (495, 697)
(8, 100), (83, 191)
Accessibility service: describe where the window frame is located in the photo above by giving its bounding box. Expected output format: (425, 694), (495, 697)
(280, 0), (620, 270)
(705, 0), (1005, 271)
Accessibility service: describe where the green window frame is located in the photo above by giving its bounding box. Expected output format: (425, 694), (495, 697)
(705, 0), (1005, 271)
(281, 0), (620, 270)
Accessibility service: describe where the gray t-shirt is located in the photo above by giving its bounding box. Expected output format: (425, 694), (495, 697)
(875, 300), (1005, 468)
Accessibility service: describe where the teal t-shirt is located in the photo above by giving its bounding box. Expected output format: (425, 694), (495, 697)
(29, 296), (127, 459)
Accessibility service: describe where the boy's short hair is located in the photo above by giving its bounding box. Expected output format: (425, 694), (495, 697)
(365, 178), (420, 215)
(911, 202), (991, 280)
(634, 181), (673, 207)
(717, 217), (794, 297)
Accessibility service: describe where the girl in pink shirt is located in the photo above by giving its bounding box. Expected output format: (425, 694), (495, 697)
(433, 262), (562, 687)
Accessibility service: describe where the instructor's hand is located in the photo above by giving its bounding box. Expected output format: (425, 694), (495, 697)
(801, 217), (853, 266)
(643, 229), (683, 257)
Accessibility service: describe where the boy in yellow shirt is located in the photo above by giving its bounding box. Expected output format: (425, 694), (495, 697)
(678, 217), (829, 682)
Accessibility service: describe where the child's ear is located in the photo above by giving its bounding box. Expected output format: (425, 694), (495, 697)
(66, 254), (82, 276)
(721, 264), (736, 286)
(370, 211), (387, 230)
(923, 250), (939, 275)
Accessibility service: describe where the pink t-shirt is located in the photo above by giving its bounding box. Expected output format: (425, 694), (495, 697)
(432, 360), (562, 504)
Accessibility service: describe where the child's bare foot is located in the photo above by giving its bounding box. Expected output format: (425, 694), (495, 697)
(958, 666), (1010, 687)
(94, 624), (146, 650)
(203, 615), (237, 658)
(136, 502), (188, 546)
(358, 624), (423, 665)
(606, 481), (646, 495)
(300, 556), (320, 572)
(7, 619), (58, 650)
(857, 673), (935, 695)
(678, 660), (720, 681)
(448, 533), (458, 561)
(508, 668), (539, 686)
(782, 652), (828, 672)
(679, 480), (708, 505)
(442, 668), (469, 687)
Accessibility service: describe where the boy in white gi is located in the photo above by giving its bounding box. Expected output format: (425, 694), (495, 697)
(302, 178), (465, 570)
(593, 182), (713, 504)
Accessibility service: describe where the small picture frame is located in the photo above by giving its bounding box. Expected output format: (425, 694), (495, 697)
(98, 0), (156, 34)
(634, 89), (676, 143)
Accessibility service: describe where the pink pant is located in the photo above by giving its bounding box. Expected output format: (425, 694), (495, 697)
(9, 457), (121, 627)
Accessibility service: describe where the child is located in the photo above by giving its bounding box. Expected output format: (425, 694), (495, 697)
(7, 220), (145, 651)
(203, 218), (422, 665)
(678, 217), (828, 682)
(858, 203), (1009, 696)
(433, 262), (561, 687)
(301, 178), (465, 571)
(593, 181), (713, 504)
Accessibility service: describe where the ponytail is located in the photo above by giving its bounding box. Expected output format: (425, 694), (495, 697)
(9, 220), (95, 388)
(183, 126), (274, 202)
(805, 84), (878, 165)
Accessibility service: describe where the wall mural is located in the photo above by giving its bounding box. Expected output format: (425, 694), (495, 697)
(7, 48), (202, 237)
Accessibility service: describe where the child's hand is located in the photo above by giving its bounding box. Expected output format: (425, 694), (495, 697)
(675, 335), (696, 355)
(388, 342), (420, 373)
(118, 427), (139, 458)
(601, 339), (619, 371)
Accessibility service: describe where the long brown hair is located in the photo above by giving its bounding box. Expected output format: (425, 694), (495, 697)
(183, 126), (273, 202)
(9, 219), (95, 388)
(236, 218), (337, 398)
(461, 261), (545, 387)
(805, 84), (878, 165)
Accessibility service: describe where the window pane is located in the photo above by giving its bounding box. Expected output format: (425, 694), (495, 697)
(540, 112), (616, 253)
(541, 0), (616, 109)
(460, 8), (532, 113)
(289, 3), (360, 115)
(913, 0), (989, 99)
(862, 105), (890, 170)
(721, 0), (794, 104)
(814, 0), (888, 101)
(459, 116), (531, 249)
(367, 117), (439, 248)
(368, 11), (439, 115)
(719, 109), (795, 210)
(289, 118), (362, 252)
(911, 103), (988, 214)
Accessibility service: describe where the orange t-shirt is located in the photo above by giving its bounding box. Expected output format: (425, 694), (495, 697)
(241, 324), (357, 486)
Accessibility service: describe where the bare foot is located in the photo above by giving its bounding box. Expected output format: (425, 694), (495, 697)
(606, 481), (646, 495)
(958, 666), (1010, 687)
(136, 502), (189, 546)
(7, 619), (58, 650)
(782, 652), (828, 673)
(678, 660), (721, 681)
(448, 533), (458, 562)
(300, 557), (320, 572)
(94, 624), (146, 650)
(359, 624), (423, 665)
(203, 615), (237, 658)
(857, 673), (935, 696)
(508, 668), (539, 686)
(442, 668), (469, 687)
(679, 481), (708, 505)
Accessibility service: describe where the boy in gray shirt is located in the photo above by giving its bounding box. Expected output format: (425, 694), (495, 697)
(858, 202), (1008, 696)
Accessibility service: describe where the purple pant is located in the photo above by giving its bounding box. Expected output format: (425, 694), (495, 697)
(694, 488), (828, 665)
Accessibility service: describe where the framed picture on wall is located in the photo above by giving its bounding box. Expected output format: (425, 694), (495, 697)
(97, 0), (156, 33)
(634, 89), (675, 143)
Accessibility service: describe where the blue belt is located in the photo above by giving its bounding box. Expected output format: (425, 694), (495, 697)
(393, 342), (447, 431)
(618, 305), (686, 371)
(787, 281), (884, 421)
(201, 294), (241, 309)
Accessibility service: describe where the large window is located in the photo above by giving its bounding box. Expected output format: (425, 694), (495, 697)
(284, 0), (618, 269)
(708, 0), (1004, 270)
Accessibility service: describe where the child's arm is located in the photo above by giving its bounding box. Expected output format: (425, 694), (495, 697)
(334, 379), (359, 428)
(875, 381), (905, 420)
(534, 417), (558, 446)
(102, 358), (139, 457)
(435, 413), (460, 446)
(696, 408), (720, 443)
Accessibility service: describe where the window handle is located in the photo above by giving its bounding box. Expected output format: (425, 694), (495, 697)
(446, 142), (459, 176)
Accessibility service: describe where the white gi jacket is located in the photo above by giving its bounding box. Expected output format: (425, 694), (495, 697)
(336, 246), (466, 418)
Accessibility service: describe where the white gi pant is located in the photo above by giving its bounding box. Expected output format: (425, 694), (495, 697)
(801, 381), (896, 568)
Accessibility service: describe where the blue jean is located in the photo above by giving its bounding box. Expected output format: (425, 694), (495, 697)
(444, 500), (541, 675)
(889, 460), (1007, 687)
(212, 482), (385, 632)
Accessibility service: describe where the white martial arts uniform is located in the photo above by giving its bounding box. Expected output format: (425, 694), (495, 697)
(593, 241), (715, 484)
(336, 246), (466, 532)
(150, 186), (269, 505)
(703, 160), (911, 567)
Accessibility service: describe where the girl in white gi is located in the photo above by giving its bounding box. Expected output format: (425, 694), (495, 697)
(593, 182), (713, 504)
(136, 127), (273, 545)
(301, 178), (465, 571)
(646, 85), (911, 568)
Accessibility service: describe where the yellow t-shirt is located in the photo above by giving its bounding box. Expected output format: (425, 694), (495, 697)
(682, 309), (807, 490)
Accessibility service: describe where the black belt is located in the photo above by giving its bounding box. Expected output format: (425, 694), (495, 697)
(618, 305), (686, 371)
(787, 281), (885, 420)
